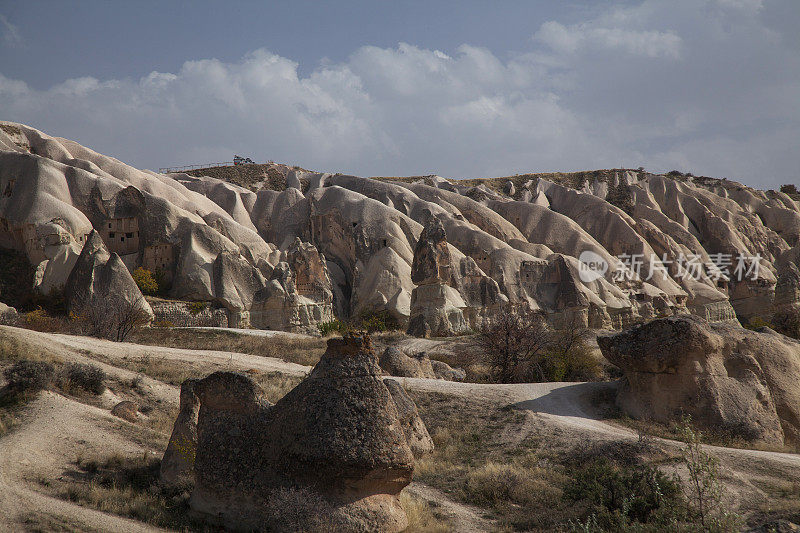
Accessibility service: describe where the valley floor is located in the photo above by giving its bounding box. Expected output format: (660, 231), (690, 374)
(1, 325), (799, 531)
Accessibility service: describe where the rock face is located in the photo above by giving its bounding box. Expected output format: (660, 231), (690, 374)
(598, 316), (800, 446)
(384, 378), (434, 458)
(160, 379), (200, 487)
(64, 231), (153, 323)
(4, 121), (800, 335)
(379, 346), (436, 378)
(407, 218), (469, 337)
(250, 238), (334, 334)
(172, 336), (427, 532)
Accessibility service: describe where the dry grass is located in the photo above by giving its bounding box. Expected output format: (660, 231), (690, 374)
(128, 327), (326, 366)
(409, 391), (581, 530)
(401, 492), (452, 533)
(57, 452), (208, 531)
(108, 351), (305, 404)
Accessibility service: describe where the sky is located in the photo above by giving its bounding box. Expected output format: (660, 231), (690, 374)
(0, 0), (798, 189)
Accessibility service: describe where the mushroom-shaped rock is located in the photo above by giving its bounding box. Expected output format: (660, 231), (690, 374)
(185, 336), (426, 532)
(598, 315), (800, 446)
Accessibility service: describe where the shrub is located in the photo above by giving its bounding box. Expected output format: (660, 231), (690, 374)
(58, 362), (106, 395)
(262, 487), (342, 531)
(22, 307), (63, 332)
(318, 319), (347, 336)
(563, 458), (684, 529)
(3, 359), (55, 394)
(745, 315), (774, 331)
(475, 310), (601, 383)
(81, 293), (151, 341)
(151, 320), (174, 329)
(187, 301), (207, 315)
(132, 268), (158, 296)
(678, 417), (741, 531)
(355, 310), (400, 333)
(780, 184), (799, 196)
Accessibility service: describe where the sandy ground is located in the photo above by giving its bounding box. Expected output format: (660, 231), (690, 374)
(1, 325), (799, 531)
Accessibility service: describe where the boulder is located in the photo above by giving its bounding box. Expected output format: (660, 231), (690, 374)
(160, 379), (200, 487)
(598, 315), (800, 446)
(378, 347), (435, 378)
(0, 302), (17, 325)
(431, 359), (466, 382)
(111, 401), (139, 422)
(183, 335), (427, 532)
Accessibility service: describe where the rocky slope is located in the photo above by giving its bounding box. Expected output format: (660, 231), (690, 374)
(2, 121), (800, 334)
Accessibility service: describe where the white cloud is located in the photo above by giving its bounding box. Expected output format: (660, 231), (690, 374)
(0, 0), (797, 188)
(534, 21), (682, 59)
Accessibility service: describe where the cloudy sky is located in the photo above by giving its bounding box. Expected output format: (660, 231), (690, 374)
(1, 0), (798, 188)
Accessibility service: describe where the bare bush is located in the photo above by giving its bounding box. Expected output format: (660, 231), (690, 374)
(58, 362), (106, 395)
(81, 293), (151, 342)
(476, 309), (550, 383)
(475, 309), (600, 383)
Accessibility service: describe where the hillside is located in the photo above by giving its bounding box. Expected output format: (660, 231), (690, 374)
(2, 120), (800, 338)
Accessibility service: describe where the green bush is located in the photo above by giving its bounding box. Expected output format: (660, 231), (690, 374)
(58, 362), (106, 395)
(132, 267), (158, 296)
(318, 319), (347, 336)
(563, 458), (684, 530)
(744, 315), (774, 331)
(356, 310), (399, 333)
(3, 359), (55, 394)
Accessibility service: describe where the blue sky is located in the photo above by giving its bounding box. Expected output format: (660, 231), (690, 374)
(1, 0), (798, 188)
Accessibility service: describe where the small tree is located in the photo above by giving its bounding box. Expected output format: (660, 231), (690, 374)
(678, 417), (740, 531)
(476, 309), (550, 383)
(132, 267), (158, 296)
(780, 184), (799, 196)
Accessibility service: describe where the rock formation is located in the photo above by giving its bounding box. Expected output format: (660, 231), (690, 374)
(160, 379), (200, 487)
(598, 316), (800, 446)
(64, 230), (153, 323)
(384, 378), (434, 458)
(407, 217), (469, 337)
(160, 335), (429, 531)
(3, 121), (800, 335)
(0, 302), (17, 325)
(250, 238), (334, 334)
(379, 346), (465, 381)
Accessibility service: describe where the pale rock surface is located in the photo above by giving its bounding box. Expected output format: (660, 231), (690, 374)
(599, 315), (800, 446)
